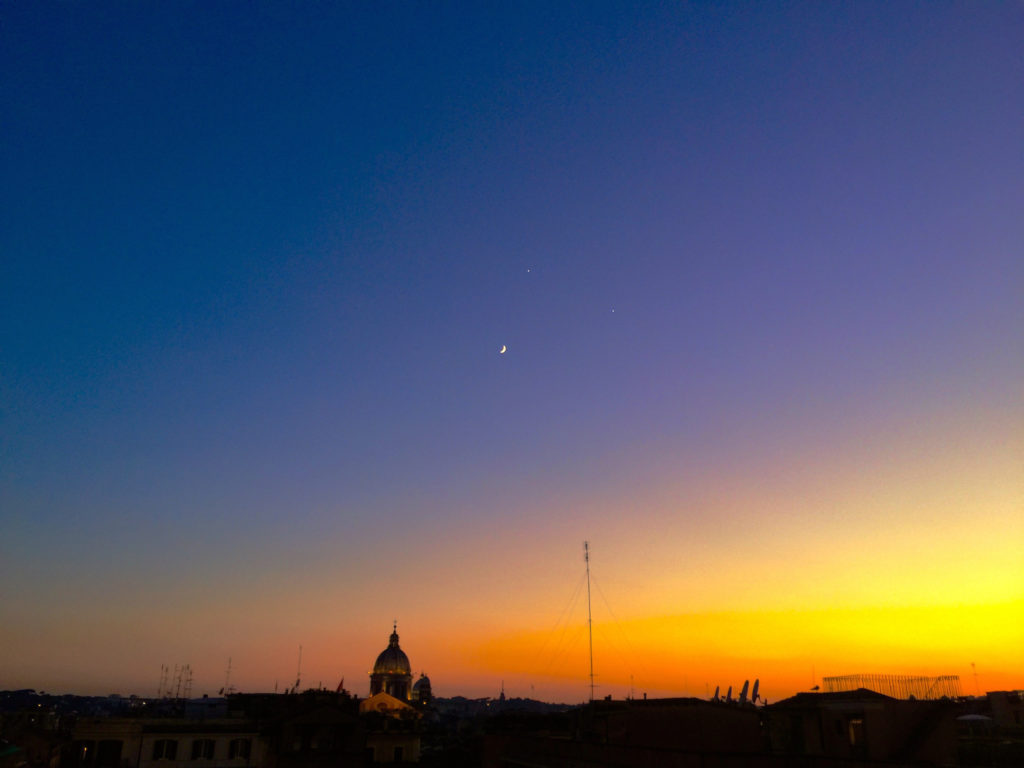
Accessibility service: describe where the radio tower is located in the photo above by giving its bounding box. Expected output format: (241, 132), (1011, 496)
(584, 541), (595, 703)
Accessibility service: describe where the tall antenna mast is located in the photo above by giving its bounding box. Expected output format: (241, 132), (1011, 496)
(222, 657), (233, 695)
(584, 541), (594, 703)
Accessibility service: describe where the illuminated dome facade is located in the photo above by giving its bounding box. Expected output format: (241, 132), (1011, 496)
(370, 623), (413, 699)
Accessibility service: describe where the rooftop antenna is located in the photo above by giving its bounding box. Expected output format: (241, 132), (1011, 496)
(584, 541), (595, 703)
(221, 657), (233, 696)
(157, 664), (168, 698)
(294, 645), (303, 693)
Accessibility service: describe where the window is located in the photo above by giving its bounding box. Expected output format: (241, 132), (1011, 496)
(79, 741), (96, 768)
(191, 740), (215, 760)
(152, 740), (178, 760)
(393, 746), (404, 762)
(227, 739), (250, 760)
(848, 718), (865, 747)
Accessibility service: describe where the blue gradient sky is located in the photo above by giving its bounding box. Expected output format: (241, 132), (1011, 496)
(2, 2), (1021, 700)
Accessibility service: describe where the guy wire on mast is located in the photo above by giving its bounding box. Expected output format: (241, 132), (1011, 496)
(585, 541), (595, 703)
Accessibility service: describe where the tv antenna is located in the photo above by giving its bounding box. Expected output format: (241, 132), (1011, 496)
(157, 664), (169, 698)
(221, 657), (235, 695)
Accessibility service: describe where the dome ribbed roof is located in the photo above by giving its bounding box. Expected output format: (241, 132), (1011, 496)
(373, 627), (411, 675)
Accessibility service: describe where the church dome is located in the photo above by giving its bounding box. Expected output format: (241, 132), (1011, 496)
(412, 672), (432, 703)
(373, 627), (411, 675)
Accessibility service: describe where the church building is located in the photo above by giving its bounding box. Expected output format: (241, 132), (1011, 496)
(370, 623), (413, 700)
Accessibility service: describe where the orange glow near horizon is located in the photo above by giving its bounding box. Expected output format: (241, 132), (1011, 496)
(466, 600), (1024, 702)
(1, 402), (1018, 701)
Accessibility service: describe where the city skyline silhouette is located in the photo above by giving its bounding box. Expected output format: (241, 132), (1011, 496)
(1, 2), (1021, 703)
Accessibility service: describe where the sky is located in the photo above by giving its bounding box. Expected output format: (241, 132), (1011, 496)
(1, 1), (1022, 704)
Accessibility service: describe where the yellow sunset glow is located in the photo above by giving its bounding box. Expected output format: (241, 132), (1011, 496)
(467, 600), (1024, 701)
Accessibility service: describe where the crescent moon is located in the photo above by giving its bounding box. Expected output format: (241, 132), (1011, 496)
(499, 345), (507, 354)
